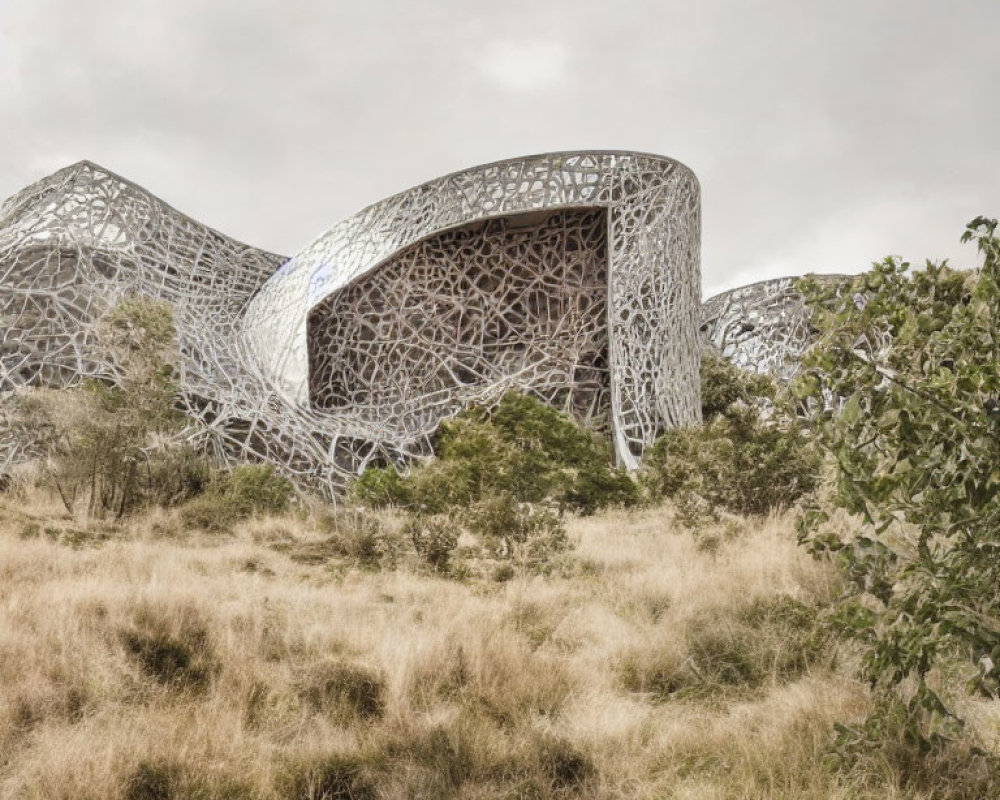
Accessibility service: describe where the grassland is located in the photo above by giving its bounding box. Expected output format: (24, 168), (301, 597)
(0, 489), (996, 799)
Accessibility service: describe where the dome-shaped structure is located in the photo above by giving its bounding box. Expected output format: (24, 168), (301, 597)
(700, 274), (846, 381)
(2, 152), (701, 493)
(243, 151), (701, 469)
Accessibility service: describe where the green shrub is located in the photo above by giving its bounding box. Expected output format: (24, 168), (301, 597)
(351, 393), (638, 516)
(463, 493), (568, 571)
(642, 407), (820, 519)
(178, 493), (243, 533)
(828, 692), (1000, 799)
(11, 297), (189, 518)
(562, 461), (639, 515)
(223, 464), (293, 515)
(699, 350), (775, 421)
(796, 217), (1000, 749)
(349, 465), (411, 508)
(641, 354), (820, 520)
(179, 464), (293, 532)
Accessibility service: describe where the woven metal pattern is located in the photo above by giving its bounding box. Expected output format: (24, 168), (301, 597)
(700, 276), (849, 381)
(245, 151), (702, 469)
(0, 161), (284, 472)
(308, 208), (611, 429)
(2, 152), (701, 494)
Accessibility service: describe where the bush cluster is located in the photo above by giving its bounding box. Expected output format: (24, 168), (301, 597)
(796, 217), (1000, 753)
(179, 465), (293, 532)
(463, 492), (569, 570)
(641, 352), (820, 520)
(352, 392), (639, 516)
(351, 393), (629, 574)
(403, 515), (461, 573)
(5, 296), (298, 525)
(8, 297), (187, 518)
(313, 508), (404, 569)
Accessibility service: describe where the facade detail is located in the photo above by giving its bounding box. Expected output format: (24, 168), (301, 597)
(700, 276), (842, 381)
(1, 152), (702, 494)
(245, 151), (702, 469)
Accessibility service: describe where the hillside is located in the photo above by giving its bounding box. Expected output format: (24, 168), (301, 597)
(1, 487), (997, 799)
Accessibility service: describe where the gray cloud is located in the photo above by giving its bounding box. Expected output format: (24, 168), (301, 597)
(1, 0), (997, 296)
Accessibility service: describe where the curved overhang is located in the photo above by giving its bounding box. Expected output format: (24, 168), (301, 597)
(701, 274), (847, 381)
(242, 150), (701, 467)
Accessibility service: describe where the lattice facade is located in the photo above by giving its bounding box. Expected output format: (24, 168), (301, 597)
(700, 275), (845, 380)
(0, 162), (287, 471)
(308, 208), (611, 429)
(0, 161), (283, 392)
(1, 152), (702, 494)
(245, 151), (702, 469)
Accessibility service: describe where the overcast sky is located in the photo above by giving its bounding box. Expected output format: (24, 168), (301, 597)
(1, 0), (997, 297)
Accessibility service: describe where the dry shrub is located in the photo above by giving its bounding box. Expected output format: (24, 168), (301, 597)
(4, 680), (88, 741)
(119, 601), (218, 691)
(301, 508), (403, 569)
(403, 514), (460, 573)
(379, 722), (479, 792)
(532, 733), (596, 791)
(296, 659), (386, 722)
(373, 716), (596, 797)
(406, 631), (574, 726)
(123, 758), (256, 800)
(620, 595), (833, 701)
(464, 492), (568, 567)
(4, 492), (986, 800)
(275, 752), (381, 800)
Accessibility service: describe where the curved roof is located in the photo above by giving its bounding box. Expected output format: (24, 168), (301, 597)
(701, 274), (846, 380)
(240, 150), (700, 465)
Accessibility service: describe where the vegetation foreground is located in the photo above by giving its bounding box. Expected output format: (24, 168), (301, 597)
(0, 489), (996, 800)
(4, 217), (1000, 798)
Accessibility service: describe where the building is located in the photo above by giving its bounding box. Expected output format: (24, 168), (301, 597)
(1, 152), (702, 494)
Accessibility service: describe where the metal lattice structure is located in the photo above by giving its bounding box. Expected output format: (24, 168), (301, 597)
(245, 151), (702, 470)
(700, 276), (844, 381)
(2, 152), (701, 494)
(308, 208), (612, 428)
(0, 161), (286, 472)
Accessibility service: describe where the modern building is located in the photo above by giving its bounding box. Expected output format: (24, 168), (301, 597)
(1, 152), (703, 493)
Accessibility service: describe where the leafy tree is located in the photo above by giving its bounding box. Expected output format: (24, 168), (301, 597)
(14, 296), (186, 517)
(796, 217), (1000, 744)
(698, 349), (775, 421)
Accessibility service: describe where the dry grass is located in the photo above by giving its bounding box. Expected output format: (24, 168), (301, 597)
(0, 490), (989, 799)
